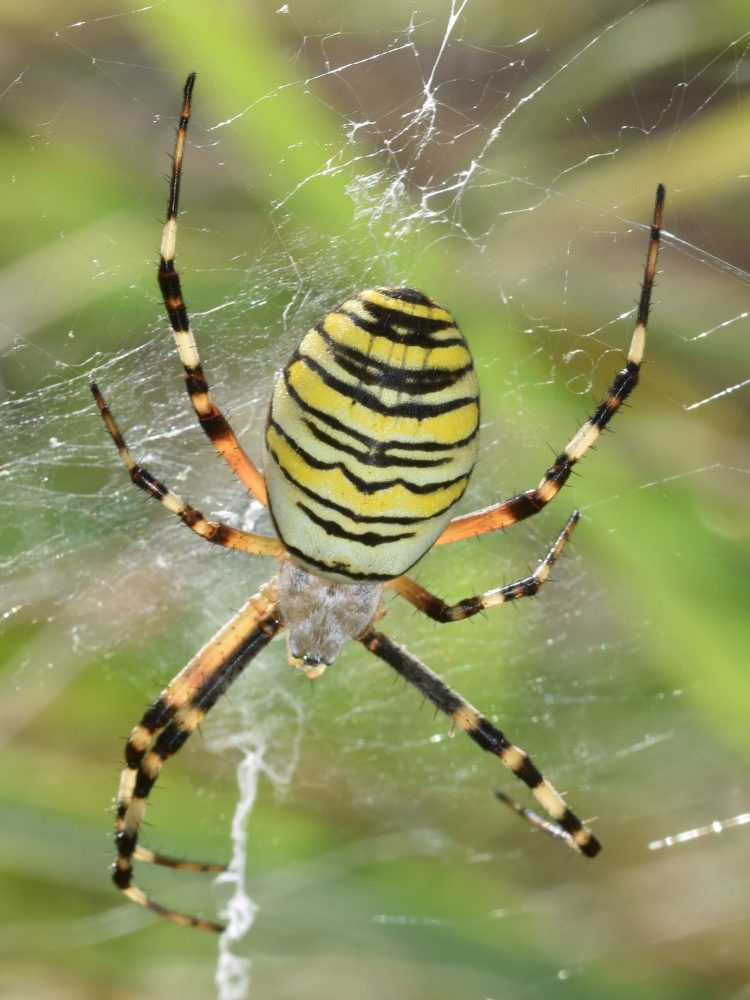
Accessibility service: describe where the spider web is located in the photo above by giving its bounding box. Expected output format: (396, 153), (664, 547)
(1, 3), (749, 999)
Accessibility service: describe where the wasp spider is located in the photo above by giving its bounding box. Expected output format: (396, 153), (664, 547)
(92, 73), (664, 932)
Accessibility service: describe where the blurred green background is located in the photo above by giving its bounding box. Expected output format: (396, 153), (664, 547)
(1, 2), (749, 998)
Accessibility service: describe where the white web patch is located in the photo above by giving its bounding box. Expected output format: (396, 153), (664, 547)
(1, 4), (749, 999)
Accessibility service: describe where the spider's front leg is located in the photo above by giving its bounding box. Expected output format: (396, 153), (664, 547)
(360, 627), (601, 857)
(389, 510), (578, 622)
(114, 585), (283, 932)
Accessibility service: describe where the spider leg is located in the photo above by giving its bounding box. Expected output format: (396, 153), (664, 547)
(158, 73), (268, 507)
(114, 584), (283, 932)
(359, 626), (601, 857)
(133, 845), (226, 872)
(91, 383), (282, 559)
(494, 790), (573, 845)
(436, 184), (665, 546)
(389, 510), (578, 622)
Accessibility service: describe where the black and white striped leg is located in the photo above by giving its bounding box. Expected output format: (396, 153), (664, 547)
(390, 510), (579, 622)
(359, 627), (601, 857)
(437, 184), (665, 546)
(114, 586), (283, 932)
(157, 72), (268, 506)
(91, 383), (282, 559)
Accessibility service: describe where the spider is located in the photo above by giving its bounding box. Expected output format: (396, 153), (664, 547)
(92, 73), (664, 932)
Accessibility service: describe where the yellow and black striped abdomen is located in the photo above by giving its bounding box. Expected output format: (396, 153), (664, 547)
(264, 288), (479, 581)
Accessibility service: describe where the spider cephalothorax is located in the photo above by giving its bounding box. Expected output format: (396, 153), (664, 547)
(93, 72), (664, 932)
(276, 560), (383, 673)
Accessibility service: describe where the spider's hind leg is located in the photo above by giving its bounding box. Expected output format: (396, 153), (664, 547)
(157, 72), (268, 507)
(436, 184), (665, 546)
